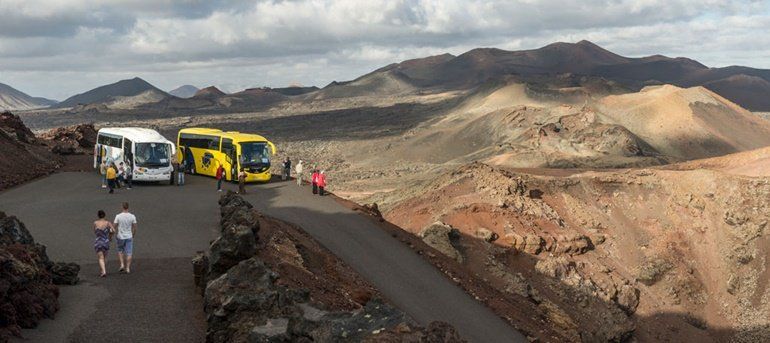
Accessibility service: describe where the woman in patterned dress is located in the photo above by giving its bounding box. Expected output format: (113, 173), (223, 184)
(94, 210), (115, 277)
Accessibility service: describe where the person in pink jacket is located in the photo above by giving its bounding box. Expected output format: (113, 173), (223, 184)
(317, 170), (327, 196)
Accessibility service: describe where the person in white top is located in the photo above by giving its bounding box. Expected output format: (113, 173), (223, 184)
(295, 160), (304, 186)
(114, 202), (137, 274)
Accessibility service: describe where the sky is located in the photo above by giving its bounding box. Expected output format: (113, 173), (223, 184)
(1, 0), (769, 101)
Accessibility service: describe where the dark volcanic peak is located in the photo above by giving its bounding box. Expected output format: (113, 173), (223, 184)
(193, 86), (226, 98)
(57, 77), (167, 108)
(168, 85), (200, 98)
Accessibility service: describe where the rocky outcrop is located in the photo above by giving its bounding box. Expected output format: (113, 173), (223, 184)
(0, 111), (36, 143)
(419, 222), (463, 263)
(0, 111), (62, 191)
(39, 123), (97, 155)
(0, 212), (79, 341)
(474, 227), (498, 242)
(196, 194), (464, 343)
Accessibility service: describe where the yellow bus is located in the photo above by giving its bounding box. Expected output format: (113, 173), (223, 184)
(177, 128), (276, 182)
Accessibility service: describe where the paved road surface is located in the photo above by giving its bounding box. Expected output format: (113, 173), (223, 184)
(0, 172), (524, 343)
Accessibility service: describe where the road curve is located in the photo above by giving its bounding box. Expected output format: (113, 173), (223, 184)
(0, 172), (525, 343)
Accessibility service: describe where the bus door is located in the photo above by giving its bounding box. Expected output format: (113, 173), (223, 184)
(221, 138), (237, 180)
(124, 138), (134, 171)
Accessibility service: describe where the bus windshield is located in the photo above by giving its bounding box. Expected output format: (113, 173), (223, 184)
(135, 142), (171, 167)
(239, 142), (270, 166)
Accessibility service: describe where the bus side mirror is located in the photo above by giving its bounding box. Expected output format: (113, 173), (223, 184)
(268, 141), (276, 155)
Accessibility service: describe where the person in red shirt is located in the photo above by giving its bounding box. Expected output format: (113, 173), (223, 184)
(216, 163), (225, 192)
(317, 170), (327, 196)
(310, 169), (319, 194)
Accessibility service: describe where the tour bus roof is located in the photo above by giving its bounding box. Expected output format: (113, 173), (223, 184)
(178, 127), (269, 142)
(98, 127), (173, 144)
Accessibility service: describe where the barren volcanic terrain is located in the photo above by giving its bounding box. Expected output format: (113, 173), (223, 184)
(8, 40), (770, 342)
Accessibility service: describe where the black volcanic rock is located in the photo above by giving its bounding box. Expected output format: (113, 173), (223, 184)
(0, 212), (80, 340)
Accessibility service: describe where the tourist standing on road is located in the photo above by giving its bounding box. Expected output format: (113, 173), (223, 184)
(282, 157), (291, 181)
(178, 155), (186, 185)
(311, 169), (319, 194)
(317, 170), (327, 196)
(124, 163), (133, 189)
(117, 162), (126, 188)
(100, 161), (108, 188)
(106, 163), (118, 194)
(114, 202), (137, 274)
(171, 157), (178, 185)
(295, 160), (304, 186)
(93, 210), (115, 278)
(216, 163), (225, 192)
(238, 167), (247, 194)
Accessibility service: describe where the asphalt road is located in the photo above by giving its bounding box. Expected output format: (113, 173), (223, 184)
(0, 172), (525, 343)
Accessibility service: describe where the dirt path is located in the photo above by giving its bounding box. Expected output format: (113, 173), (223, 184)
(0, 172), (524, 343)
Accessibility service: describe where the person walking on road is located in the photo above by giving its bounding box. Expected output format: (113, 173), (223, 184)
(317, 170), (327, 196)
(282, 157), (292, 181)
(106, 163), (118, 194)
(295, 160), (304, 186)
(93, 210), (115, 278)
(238, 167), (247, 194)
(114, 202), (137, 274)
(216, 163), (225, 192)
(311, 169), (319, 194)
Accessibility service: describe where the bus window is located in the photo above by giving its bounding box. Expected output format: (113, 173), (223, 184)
(239, 142), (270, 166)
(97, 134), (122, 147)
(179, 133), (219, 150)
(135, 143), (171, 167)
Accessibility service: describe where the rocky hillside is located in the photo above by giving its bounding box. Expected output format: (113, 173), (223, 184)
(0, 112), (62, 190)
(193, 192), (463, 342)
(0, 112), (96, 191)
(0, 212), (79, 340)
(0, 83), (56, 111)
(385, 154), (770, 342)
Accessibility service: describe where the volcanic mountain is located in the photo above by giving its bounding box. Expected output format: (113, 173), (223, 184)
(192, 86), (226, 99)
(335, 40), (770, 110)
(0, 83), (57, 111)
(56, 77), (169, 108)
(168, 85), (200, 98)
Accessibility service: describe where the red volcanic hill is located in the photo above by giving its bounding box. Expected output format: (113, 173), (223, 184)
(193, 86), (227, 98)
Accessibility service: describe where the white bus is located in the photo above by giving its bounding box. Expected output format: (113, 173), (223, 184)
(94, 127), (176, 184)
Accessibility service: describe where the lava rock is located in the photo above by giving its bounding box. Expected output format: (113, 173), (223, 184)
(49, 262), (80, 285)
(419, 222), (464, 263)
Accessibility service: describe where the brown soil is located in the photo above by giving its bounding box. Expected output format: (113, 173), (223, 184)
(383, 156), (770, 342)
(255, 212), (380, 311)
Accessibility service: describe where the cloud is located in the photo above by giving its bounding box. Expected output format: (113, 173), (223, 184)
(0, 0), (768, 100)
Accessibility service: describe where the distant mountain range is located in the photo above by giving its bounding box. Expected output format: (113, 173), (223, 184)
(0, 83), (57, 111)
(17, 40), (770, 112)
(168, 85), (199, 98)
(336, 40), (770, 110)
